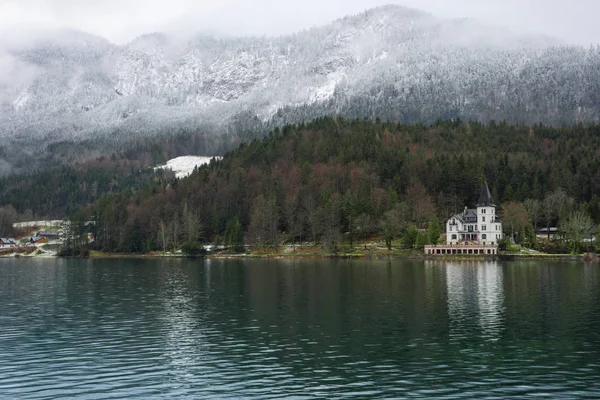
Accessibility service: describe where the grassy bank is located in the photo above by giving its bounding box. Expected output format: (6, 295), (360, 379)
(84, 243), (593, 262)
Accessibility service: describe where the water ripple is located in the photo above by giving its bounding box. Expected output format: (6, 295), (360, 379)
(0, 259), (599, 399)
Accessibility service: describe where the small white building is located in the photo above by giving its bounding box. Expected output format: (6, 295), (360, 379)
(0, 238), (18, 249)
(446, 183), (503, 247)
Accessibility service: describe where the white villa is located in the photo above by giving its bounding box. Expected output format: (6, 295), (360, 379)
(426, 183), (503, 256)
(446, 182), (503, 246)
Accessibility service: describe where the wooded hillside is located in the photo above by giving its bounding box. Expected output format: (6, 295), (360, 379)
(81, 117), (600, 254)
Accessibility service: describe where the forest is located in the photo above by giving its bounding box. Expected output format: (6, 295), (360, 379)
(0, 127), (243, 226)
(52, 117), (600, 255)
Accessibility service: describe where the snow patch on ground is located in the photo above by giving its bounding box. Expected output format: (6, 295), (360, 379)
(155, 156), (222, 179)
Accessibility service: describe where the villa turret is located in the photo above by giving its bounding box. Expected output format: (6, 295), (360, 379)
(477, 182), (495, 207)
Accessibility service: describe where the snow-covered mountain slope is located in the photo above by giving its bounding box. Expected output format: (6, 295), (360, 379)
(0, 5), (598, 146)
(155, 156), (221, 179)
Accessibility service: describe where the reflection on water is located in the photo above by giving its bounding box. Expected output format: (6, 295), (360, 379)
(445, 262), (504, 342)
(476, 262), (504, 340)
(0, 258), (599, 399)
(160, 266), (206, 389)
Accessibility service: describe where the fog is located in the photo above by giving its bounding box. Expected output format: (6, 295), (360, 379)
(0, 0), (598, 45)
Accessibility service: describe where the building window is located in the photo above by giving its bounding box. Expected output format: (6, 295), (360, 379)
(452, 234), (457, 240)
(482, 216), (486, 222)
(482, 225), (487, 231)
(482, 209), (486, 213)
(482, 234), (487, 240)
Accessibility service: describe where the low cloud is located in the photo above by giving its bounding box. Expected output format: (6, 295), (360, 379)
(0, 53), (39, 89)
(0, 0), (598, 45)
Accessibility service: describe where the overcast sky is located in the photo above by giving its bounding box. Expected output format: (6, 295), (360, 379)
(0, 0), (598, 45)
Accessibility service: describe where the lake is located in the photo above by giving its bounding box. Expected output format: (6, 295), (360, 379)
(0, 258), (599, 399)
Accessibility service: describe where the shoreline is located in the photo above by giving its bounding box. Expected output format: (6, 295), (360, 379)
(1, 252), (590, 262)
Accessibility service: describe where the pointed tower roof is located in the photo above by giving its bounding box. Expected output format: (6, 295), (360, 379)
(477, 182), (495, 207)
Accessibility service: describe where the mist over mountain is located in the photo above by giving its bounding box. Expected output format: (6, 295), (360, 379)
(1, 4), (599, 165)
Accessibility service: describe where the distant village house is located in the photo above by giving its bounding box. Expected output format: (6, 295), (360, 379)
(38, 231), (60, 240)
(0, 238), (18, 249)
(30, 235), (48, 244)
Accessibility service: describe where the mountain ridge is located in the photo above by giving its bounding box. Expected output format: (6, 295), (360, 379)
(0, 4), (597, 160)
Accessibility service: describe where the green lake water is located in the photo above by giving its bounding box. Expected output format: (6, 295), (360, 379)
(0, 258), (599, 399)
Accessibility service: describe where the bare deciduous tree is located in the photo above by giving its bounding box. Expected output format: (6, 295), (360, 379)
(560, 211), (595, 254)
